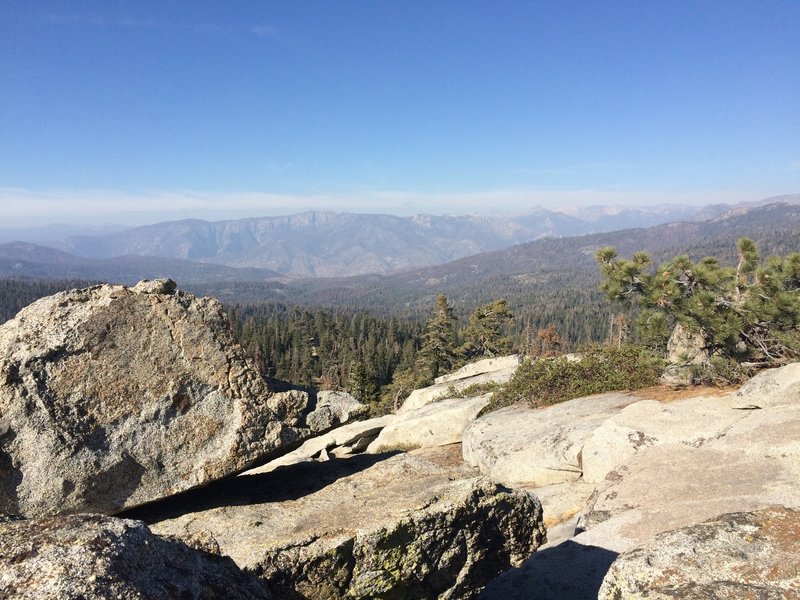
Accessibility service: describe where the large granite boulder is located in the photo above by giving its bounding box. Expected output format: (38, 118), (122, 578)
(598, 507), (800, 599)
(0, 513), (270, 599)
(666, 322), (708, 365)
(306, 390), (368, 432)
(141, 446), (546, 600)
(399, 355), (521, 413)
(0, 280), (301, 518)
(367, 394), (491, 453)
(462, 393), (641, 488)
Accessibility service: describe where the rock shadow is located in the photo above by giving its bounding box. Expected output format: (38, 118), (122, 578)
(122, 451), (399, 524)
(478, 540), (618, 600)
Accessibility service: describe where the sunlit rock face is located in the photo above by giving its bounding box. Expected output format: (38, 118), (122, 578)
(0, 279), (303, 518)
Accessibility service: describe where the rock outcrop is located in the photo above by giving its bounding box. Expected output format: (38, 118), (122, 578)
(143, 446), (545, 600)
(665, 322), (708, 365)
(575, 365), (800, 553)
(478, 363), (800, 598)
(267, 388), (367, 435)
(462, 393), (641, 488)
(399, 355), (521, 413)
(598, 507), (800, 599)
(367, 394), (491, 453)
(247, 415), (393, 473)
(0, 280), (302, 517)
(579, 394), (749, 484)
(0, 513), (270, 599)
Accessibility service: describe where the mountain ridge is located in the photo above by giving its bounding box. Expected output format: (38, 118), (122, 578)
(11, 199), (798, 278)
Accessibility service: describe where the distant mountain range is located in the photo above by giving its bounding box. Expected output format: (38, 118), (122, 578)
(255, 200), (800, 314)
(9, 199), (798, 278)
(3, 199), (798, 318)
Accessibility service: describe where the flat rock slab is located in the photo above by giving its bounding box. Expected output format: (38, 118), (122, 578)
(0, 280), (297, 517)
(575, 442), (800, 554)
(576, 366), (800, 554)
(434, 355), (522, 385)
(462, 393), (642, 488)
(140, 446), (546, 600)
(599, 507), (800, 599)
(581, 364), (800, 485)
(0, 513), (269, 599)
(580, 395), (750, 484)
(367, 394), (490, 453)
(246, 415), (393, 474)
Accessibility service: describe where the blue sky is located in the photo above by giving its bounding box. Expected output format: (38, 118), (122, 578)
(1, 1), (799, 226)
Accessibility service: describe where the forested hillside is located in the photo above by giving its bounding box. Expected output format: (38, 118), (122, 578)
(2, 203), (798, 411)
(0, 278), (101, 323)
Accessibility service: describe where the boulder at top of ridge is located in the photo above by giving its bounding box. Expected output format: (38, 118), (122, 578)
(0, 281), (302, 518)
(0, 513), (270, 599)
(434, 355), (523, 385)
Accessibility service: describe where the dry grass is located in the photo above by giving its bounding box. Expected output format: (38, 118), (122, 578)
(630, 384), (740, 403)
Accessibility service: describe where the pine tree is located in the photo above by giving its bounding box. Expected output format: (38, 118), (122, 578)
(596, 238), (800, 365)
(418, 293), (457, 379)
(459, 299), (515, 359)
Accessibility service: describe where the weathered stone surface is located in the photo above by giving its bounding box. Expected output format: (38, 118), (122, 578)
(528, 481), (595, 534)
(143, 446), (545, 600)
(581, 363), (800, 484)
(306, 390), (368, 432)
(483, 363), (800, 599)
(580, 395), (748, 484)
(399, 356), (521, 414)
(598, 507), (800, 599)
(0, 513), (270, 599)
(0, 280), (299, 518)
(266, 389), (367, 434)
(666, 322), (708, 365)
(575, 442), (800, 553)
(246, 415), (394, 474)
(434, 355), (523, 385)
(462, 393), (641, 488)
(731, 361), (800, 408)
(367, 394), (490, 453)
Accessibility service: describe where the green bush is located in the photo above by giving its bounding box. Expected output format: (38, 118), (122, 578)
(489, 344), (663, 412)
(689, 356), (751, 386)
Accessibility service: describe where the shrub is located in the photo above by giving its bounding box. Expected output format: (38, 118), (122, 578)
(489, 344), (663, 411)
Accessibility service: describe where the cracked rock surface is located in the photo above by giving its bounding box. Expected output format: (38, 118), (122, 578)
(140, 445), (545, 600)
(0, 513), (270, 599)
(0, 280), (301, 518)
(598, 507), (800, 599)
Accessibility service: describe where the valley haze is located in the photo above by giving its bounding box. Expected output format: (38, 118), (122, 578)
(0, 195), (797, 279)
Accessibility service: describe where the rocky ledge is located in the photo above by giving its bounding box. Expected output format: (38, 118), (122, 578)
(137, 445), (545, 600)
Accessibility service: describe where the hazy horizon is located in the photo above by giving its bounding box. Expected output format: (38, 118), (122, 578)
(2, 190), (798, 231)
(2, 2), (799, 227)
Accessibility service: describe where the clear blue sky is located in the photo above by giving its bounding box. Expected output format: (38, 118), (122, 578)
(1, 1), (799, 225)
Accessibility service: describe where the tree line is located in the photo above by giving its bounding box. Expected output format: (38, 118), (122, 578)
(228, 295), (524, 411)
